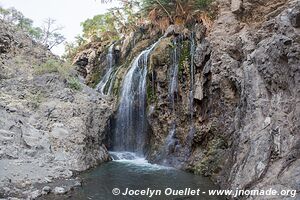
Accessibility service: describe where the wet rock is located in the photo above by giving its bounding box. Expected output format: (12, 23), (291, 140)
(3, 186), (10, 193)
(121, 32), (135, 59)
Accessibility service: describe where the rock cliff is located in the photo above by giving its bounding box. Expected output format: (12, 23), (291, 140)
(0, 21), (111, 199)
(73, 0), (299, 199)
(1, 0), (299, 198)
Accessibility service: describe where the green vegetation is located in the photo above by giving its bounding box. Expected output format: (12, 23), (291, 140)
(34, 59), (82, 91)
(64, 0), (214, 60)
(142, 0), (212, 28)
(0, 6), (65, 49)
(29, 92), (44, 110)
(193, 123), (228, 176)
(81, 13), (119, 40)
(179, 40), (190, 80)
(34, 59), (70, 76)
(89, 70), (102, 88)
(147, 77), (157, 104)
(67, 77), (82, 91)
(193, 136), (227, 176)
(34, 59), (62, 75)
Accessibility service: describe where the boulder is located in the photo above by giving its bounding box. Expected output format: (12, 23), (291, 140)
(288, 3), (300, 27)
(53, 187), (66, 195)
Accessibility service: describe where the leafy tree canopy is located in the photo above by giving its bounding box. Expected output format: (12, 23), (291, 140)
(64, 0), (214, 60)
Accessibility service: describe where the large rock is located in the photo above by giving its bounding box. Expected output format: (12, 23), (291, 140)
(231, 0), (242, 14)
(0, 32), (12, 53)
(0, 20), (112, 199)
(288, 2), (300, 27)
(187, 1), (300, 200)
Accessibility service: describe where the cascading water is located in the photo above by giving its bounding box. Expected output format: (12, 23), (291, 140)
(157, 37), (182, 166)
(44, 36), (224, 200)
(158, 35), (196, 166)
(187, 33), (196, 149)
(166, 38), (181, 152)
(112, 38), (163, 156)
(189, 32), (195, 123)
(96, 44), (116, 95)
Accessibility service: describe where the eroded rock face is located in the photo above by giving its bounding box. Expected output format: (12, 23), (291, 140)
(0, 32), (12, 53)
(60, 0), (299, 198)
(72, 27), (154, 88)
(142, 0), (299, 199)
(186, 0), (299, 198)
(289, 1), (300, 27)
(0, 21), (112, 198)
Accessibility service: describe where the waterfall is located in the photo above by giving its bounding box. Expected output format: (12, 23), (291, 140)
(165, 38), (181, 153)
(96, 44), (115, 95)
(187, 33), (196, 146)
(189, 32), (195, 122)
(156, 37), (182, 166)
(169, 40), (180, 113)
(113, 38), (163, 155)
(159, 35), (196, 166)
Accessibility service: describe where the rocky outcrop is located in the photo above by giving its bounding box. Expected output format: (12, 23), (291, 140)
(120, 0), (299, 198)
(186, 0), (299, 198)
(70, 0), (299, 198)
(0, 21), (112, 199)
(72, 25), (162, 89)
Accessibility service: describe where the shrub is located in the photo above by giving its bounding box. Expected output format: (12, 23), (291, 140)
(34, 59), (60, 75)
(67, 77), (82, 91)
(34, 59), (73, 79)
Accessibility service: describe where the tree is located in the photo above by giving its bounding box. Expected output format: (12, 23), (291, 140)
(6, 7), (22, 23)
(81, 13), (118, 39)
(27, 27), (43, 41)
(40, 18), (66, 50)
(0, 6), (10, 20)
(0, 7), (65, 50)
(17, 17), (33, 30)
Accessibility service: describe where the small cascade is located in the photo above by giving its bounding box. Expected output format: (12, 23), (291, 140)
(166, 38), (181, 154)
(189, 32), (195, 123)
(169, 40), (180, 112)
(157, 37), (182, 166)
(106, 66), (122, 95)
(110, 151), (143, 161)
(109, 151), (172, 170)
(96, 44), (115, 95)
(113, 38), (163, 155)
(158, 35), (196, 166)
(187, 33), (196, 149)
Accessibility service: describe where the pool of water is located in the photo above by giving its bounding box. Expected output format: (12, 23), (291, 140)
(41, 152), (224, 200)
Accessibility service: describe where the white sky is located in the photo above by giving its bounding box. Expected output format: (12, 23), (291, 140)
(0, 0), (120, 56)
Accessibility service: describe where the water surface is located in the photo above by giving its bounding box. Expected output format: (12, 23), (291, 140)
(43, 152), (224, 200)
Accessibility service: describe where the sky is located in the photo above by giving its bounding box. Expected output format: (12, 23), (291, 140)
(0, 0), (120, 56)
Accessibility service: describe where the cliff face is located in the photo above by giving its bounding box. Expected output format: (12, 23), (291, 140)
(73, 0), (299, 198)
(196, 0), (300, 193)
(0, 21), (112, 198)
